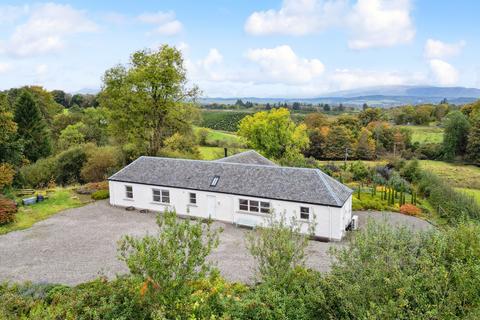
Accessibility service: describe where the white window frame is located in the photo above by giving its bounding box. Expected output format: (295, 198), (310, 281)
(300, 206), (310, 220)
(125, 185), (133, 199)
(189, 192), (197, 205)
(239, 198), (271, 214)
(152, 188), (170, 204)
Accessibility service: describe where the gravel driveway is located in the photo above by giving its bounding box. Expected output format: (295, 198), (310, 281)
(0, 201), (432, 285)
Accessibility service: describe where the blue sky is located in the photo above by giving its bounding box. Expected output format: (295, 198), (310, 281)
(0, 0), (479, 97)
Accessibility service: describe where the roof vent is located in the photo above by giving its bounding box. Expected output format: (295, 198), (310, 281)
(210, 175), (220, 187)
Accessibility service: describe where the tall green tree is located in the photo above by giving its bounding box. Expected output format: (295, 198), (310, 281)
(238, 108), (309, 160)
(14, 91), (52, 162)
(100, 45), (199, 156)
(0, 93), (22, 164)
(442, 111), (470, 160)
(466, 116), (480, 165)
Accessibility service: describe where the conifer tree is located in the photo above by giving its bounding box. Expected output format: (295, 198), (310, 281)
(14, 91), (52, 161)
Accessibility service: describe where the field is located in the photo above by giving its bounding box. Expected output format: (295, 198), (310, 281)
(201, 110), (251, 132)
(0, 188), (89, 235)
(398, 125), (443, 144)
(199, 146), (246, 160)
(419, 160), (480, 189)
(194, 126), (243, 146)
(455, 188), (480, 205)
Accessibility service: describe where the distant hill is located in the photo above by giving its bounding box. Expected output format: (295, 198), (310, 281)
(201, 85), (480, 107)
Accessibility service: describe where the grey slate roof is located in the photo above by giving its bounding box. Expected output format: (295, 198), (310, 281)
(109, 152), (353, 207)
(215, 150), (278, 166)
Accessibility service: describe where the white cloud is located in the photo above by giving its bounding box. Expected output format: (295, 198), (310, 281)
(330, 68), (424, 90)
(424, 39), (465, 59)
(4, 3), (97, 57)
(244, 0), (347, 36)
(245, 0), (415, 49)
(429, 59), (459, 86)
(246, 45), (325, 83)
(137, 11), (182, 36)
(347, 0), (415, 49)
(0, 63), (11, 73)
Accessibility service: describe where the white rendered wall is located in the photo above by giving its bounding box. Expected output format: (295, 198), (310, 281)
(109, 181), (351, 241)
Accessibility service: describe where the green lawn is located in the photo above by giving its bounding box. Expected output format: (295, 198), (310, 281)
(0, 188), (89, 235)
(419, 160), (480, 189)
(397, 125), (443, 144)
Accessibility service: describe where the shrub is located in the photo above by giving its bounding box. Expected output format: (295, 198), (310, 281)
(117, 210), (222, 318)
(0, 163), (15, 190)
(76, 181), (109, 194)
(55, 146), (87, 185)
(19, 157), (57, 188)
(400, 204), (421, 216)
(352, 196), (387, 211)
(91, 189), (109, 200)
(323, 221), (480, 319)
(81, 146), (121, 182)
(0, 195), (16, 225)
(246, 213), (311, 286)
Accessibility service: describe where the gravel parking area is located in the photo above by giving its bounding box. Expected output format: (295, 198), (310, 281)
(0, 201), (431, 285)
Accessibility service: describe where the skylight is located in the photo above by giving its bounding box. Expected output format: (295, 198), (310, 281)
(210, 175), (220, 187)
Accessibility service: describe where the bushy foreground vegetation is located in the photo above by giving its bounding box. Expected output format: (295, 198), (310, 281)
(2, 210), (480, 319)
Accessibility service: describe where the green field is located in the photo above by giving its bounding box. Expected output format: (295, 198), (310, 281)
(194, 127), (242, 146)
(398, 125), (443, 144)
(200, 110), (251, 132)
(199, 146), (247, 160)
(1, 188), (89, 235)
(419, 160), (480, 189)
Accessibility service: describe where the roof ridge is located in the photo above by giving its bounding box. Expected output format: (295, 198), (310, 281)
(315, 170), (341, 206)
(141, 155), (317, 171)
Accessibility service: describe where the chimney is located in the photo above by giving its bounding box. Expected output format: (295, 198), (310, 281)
(224, 147), (228, 158)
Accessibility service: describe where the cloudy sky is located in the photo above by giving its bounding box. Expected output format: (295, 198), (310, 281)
(0, 0), (479, 97)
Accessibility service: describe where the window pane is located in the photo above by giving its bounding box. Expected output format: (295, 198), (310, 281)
(126, 192), (133, 199)
(260, 202), (270, 214)
(189, 193), (196, 204)
(126, 186), (132, 192)
(240, 199), (248, 205)
(163, 196), (170, 204)
(153, 195), (161, 202)
(153, 189), (160, 196)
(300, 213), (309, 220)
(250, 205), (259, 212)
(239, 204), (248, 211)
(300, 207), (309, 213)
(161, 190), (169, 197)
(250, 200), (259, 207)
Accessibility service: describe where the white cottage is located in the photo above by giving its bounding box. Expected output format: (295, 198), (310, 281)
(108, 150), (353, 241)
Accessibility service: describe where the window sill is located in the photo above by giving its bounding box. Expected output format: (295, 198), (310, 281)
(150, 202), (171, 206)
(123, 198), (134, 202)
(187, 204), (198, 207)
(236, 210), (270, 218)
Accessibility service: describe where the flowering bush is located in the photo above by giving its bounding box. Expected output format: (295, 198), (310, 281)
(400, 204), (421, 216)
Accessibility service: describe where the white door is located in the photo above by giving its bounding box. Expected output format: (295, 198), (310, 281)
(207, 195), (216, 219)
